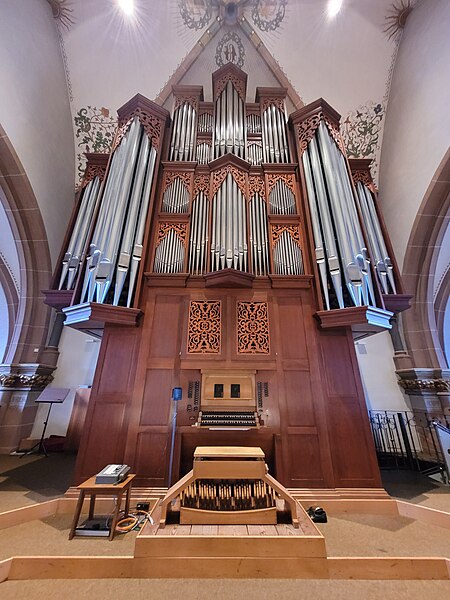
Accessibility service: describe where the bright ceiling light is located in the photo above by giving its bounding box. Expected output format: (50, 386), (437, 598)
(327, 0), (343, 19)
(117, 0), (135, 17)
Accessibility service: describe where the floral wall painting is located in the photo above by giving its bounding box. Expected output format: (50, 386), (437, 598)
(74, 106), (117, 185)
(341, 101), (385, 179)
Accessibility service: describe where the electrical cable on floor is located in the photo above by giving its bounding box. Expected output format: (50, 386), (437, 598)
(115, 509), (151, 533)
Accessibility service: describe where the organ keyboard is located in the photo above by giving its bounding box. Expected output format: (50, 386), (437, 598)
(198, 411), (259, 428)
(159, 446), (300, 528)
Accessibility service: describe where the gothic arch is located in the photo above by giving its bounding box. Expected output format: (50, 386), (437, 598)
(0, 123), (52, 365)
(0, 252), (19, 361)
(402, 148), (450, 368)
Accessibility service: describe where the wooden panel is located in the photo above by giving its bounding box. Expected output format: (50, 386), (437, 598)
(65, 388), (91, 452)
(135, 431), (169, 483)
(277, 297), (308, 361)
(287, 434), (325, 485)
(284, 371), (315, 427)
(80, 403), (126, 475)
(320, 332), (357, 397)
(140, 369), (173, 426)
(96, 331), (139, 394)
(149, 295), (182, 358)
(328, 397), (376, 484)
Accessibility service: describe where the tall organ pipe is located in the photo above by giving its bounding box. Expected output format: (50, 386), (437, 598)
(262, 104), (290, 163)
(316, 122), (375, 307)
(250, 195), (269, 276)
(188, 192), (208, 275)
(269, 180), (296, 215)
(154, 230), (184, 274)
(213, 81), (245, 159)
(210, 173), (247, 272)
(169, 102), (197, 161)
(355, 182), (397, 295)
(59, 176), (101, 290)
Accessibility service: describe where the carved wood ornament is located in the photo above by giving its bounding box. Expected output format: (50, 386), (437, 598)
(193, 174), (210, 199)
(248, 174), (266, 200)
(187, 300), (221, 354)
(114, 109), (163, 151)
(174, 96), (200, 112)
(295, 112), (346, 157)
(267, 173), (295, 196)
(352, 170), (378, 194)
(156, 222), (188, 246)
(163, 170), (192, 193)
(237, 302), (270, 354)
(83, 164), (107, 187)
(271, 224), (301, 248)
(211, 165), (247, 199)
(261, 97), (285, 112)
(215, 74), (246, 102)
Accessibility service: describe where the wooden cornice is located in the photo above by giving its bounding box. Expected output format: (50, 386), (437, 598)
(42, 289), (74, 311)
(161, 161), (197, 173)
(208, 153), (251, 173)
(255, 87), (288, 102)
(204, 269), (255, 289)
(289, 98), (341, 129)
(172, 85), (204, 101)
(117, 93), (170, 123)
(63, 302), (142, 331)
(84, 153), (109, 167)
(315, 306), (394, 340)
(262, 163), (298, 175)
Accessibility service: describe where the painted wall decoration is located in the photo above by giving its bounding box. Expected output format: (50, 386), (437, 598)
(179, 0), (212, 31)
(215, 31), (245, 68)
(252, 0), (287, 32)
(341, 101), (385, 178)
(74, 106), (117, 185)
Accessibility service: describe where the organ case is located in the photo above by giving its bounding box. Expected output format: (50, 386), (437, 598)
(44, 64), (410, 490)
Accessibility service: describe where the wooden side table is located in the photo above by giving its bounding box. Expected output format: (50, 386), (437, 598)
(69, 474), (136, 541)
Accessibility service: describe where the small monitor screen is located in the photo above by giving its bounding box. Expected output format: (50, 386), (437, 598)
(231, 384), (240, 398)
(214, 384), (224, 398)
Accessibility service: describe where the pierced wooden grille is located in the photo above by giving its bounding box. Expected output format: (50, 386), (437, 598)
(237, 302), (270, 354)
(187, 301), (221, 354)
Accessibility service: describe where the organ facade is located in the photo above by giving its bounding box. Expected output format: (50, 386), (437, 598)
(44, 64), (410, 489)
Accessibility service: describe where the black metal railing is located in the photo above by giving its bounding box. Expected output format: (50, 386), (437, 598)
(368, 410), (449, 473)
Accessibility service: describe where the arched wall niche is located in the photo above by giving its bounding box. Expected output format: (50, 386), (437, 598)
(0, 123), (52, 365)
(401, 148), (450, 370)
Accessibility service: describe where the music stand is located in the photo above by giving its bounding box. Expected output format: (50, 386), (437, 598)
(21, 388), (70, 458)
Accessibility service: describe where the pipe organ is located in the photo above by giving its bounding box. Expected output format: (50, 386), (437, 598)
(44, 64), (410, 490)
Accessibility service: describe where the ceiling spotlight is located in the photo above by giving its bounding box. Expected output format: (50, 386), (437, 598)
(117, 0), (135, 17)
(327, 0), (343, 19)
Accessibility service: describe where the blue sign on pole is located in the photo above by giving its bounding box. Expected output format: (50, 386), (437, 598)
(172, 387), (182, 401)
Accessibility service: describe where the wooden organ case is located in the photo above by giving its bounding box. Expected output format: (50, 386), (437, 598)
(46, 64), (410, 490)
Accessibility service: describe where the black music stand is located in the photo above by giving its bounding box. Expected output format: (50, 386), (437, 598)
(21, 388), (70, 458)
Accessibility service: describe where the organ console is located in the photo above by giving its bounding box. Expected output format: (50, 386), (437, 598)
(43, 62), (410, 490)
(159, 446), (300, 527)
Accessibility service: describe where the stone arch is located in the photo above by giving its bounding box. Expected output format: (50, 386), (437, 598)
(401, 148), (450, 369)
(0, 252), (19, 361)
(0, 123), (52, 365)
(434, 265), (450, 367)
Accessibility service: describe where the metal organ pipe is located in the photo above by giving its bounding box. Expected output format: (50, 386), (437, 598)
(154, 230), (184, 274)
(81, 117), (158, 306)
(188, 192), (209, 275)
(250, 195), (269, 276)
(262, 104), (290, 163)
(169, 102), (197, 161)
(162, 178), (189, 213)
(59, 175), (101, 290)
(355, 182), (397, 295)
(210, 173), (247, 272)
(213, 81), (245, 159)
(273, 231), (304, 276)
(269, 180), (296, 215)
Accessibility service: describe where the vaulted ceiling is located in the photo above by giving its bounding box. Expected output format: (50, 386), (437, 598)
(52, 0), (412, 184)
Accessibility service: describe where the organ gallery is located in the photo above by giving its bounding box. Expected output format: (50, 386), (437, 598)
(44, 63), (410, 489)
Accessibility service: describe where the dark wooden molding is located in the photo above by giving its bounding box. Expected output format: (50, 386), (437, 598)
(269, 275), (313, 289)
(145, 273), (190, 287)
(117, 93), (170, 123)
(204, 269), (255, 288)
(63, 302), (143, 332)
(208, 153), (251, 172)
(315, 306), (394, 340)
(262, 163), (298, 175)
(289, 98), (341, 129)
(255, 87), (288, 101)
(382, 294), (413, 313)
(161, 161), (197, 173)
(42, 289), (74, 311)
